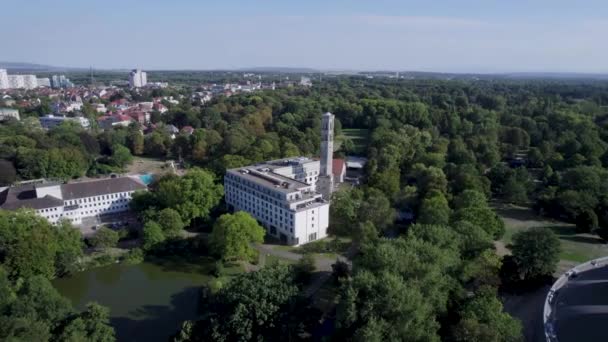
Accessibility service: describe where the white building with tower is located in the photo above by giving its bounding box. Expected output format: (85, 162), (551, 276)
(129, 69), (147, 88)
(224, 112), (336, 246)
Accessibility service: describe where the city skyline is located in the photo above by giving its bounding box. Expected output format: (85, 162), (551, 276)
(1, 0), (608, 73)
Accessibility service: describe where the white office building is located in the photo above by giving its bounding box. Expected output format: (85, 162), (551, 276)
(39, 114), (90, 130)
(224, 112), (336, 246)
(0, 69), (9, 89)
(0, 177), (147, 225)
(128, 69), (147, 88)
(0, 108), (20, 121)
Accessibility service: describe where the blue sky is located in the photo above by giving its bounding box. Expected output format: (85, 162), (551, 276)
(2, 0), (607, 72)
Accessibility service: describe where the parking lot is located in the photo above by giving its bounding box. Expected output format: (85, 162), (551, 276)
(76, 213), (139, 236)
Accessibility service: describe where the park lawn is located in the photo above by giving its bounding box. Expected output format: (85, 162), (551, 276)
(496, 203), (608, 264)
(264, 254), (297, 266)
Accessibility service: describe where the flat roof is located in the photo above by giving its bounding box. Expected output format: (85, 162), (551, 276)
(251, 156), (318, 171)
(226, 167), (311, 194)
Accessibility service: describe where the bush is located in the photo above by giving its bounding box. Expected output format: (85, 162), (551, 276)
(90, 227), (120, 249)
(212, 260), (225, 277)
(123, 248), (145, 264)
(331, 260), (351, 282)
(294, 254), (316, 284)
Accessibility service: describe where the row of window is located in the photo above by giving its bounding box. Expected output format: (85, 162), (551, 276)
(64, 192), (133, 206)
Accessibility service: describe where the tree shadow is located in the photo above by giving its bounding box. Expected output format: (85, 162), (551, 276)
(559, 235), (606, 245)
(546, 225), (579, 236)
(494, 205), (541, 222)
(110, 286), (202, 342)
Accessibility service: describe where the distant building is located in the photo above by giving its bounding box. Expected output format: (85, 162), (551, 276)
(97, 114), (132, 130)
(37, 78), (51, 87)
(0, 108), (20, 121)
(300, 76), (313, 87)
(39, 114), (90, 130)
(0, 69), (9, 89)
(23, 75), (37, 89)
(51, 75), (74, 88)
(0, 177), (146, 225)
(128, 69), (147, 88)
(7, 75), (25, 89)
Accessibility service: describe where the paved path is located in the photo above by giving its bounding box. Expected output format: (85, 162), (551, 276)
(255, 243), (353, 298)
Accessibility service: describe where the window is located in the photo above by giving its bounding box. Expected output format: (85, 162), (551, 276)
(308, 233), (317, 242)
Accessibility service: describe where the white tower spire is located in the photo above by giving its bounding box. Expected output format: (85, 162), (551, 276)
(317, 112), (334, 200)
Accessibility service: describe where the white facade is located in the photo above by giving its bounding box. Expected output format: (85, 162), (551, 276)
(0, 177), (147, 225)
(0, 69), (9, 89)
(129, 69), (147, 88)
(225, 159), (330, 246)
(40, 115), (90, 130)
(37, 78), (51, 87)
(23, 75), (37, 89)
(0, 108), (20, 121)
(8, 75), (25, 89)
(38, 187), (136, 225)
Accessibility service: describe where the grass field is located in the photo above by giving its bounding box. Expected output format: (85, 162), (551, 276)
(495, 203), (608, 272)
(338, 128), (369, 155)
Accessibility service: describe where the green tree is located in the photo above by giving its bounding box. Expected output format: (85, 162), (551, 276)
(453, 288), (522, 342)
(54, 221), (84, 276)
(156, 208), (185, 237)
(336, 270), (440, 342)
(417, 191), (451, 225)
(155, 169), (224, 224)
(142, 221), (166, 251)
(89, 228), (119, 249)
(178, 264), (298, 342)
(511, 227), (561, 281)
(209, 212), (265, 261)
(110, 144), (133, 168)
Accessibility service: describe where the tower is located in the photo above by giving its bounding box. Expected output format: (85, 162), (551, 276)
(317, 112), (334, 200)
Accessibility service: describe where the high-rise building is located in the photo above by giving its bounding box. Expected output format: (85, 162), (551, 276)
(223, 112), (337, 246)
(7, 75), (25, 89)
(0, 69), (9, 89)
(316, 112), (335, 200)
(37, 78), (51, 87)
(128, 69), (147, 88)
(23, 75), (38, 89)
(50, 75), (74, 88)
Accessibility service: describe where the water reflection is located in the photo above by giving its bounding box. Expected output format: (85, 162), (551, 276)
(53, 259), (208, 341)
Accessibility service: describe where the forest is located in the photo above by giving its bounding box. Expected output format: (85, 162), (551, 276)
(2, 76), (608, 341)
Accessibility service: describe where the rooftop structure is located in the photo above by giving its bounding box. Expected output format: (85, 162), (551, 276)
(0, 176), (146, 225)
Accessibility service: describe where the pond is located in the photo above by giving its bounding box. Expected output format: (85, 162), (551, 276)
(53, 257), (212, 342)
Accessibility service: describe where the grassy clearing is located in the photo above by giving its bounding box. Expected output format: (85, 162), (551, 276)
(127, 156), (170, 175)
(338, 128), (369, 155)
(495, 203), (608, 265)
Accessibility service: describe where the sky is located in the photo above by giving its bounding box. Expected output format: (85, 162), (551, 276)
(1, 0), (607, 73)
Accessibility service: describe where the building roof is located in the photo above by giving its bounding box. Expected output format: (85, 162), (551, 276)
(0, 177), (146, 210)
(61, 177), (146, 200)
(0, 184), (64, 210)
(226, 167), (312, 194)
